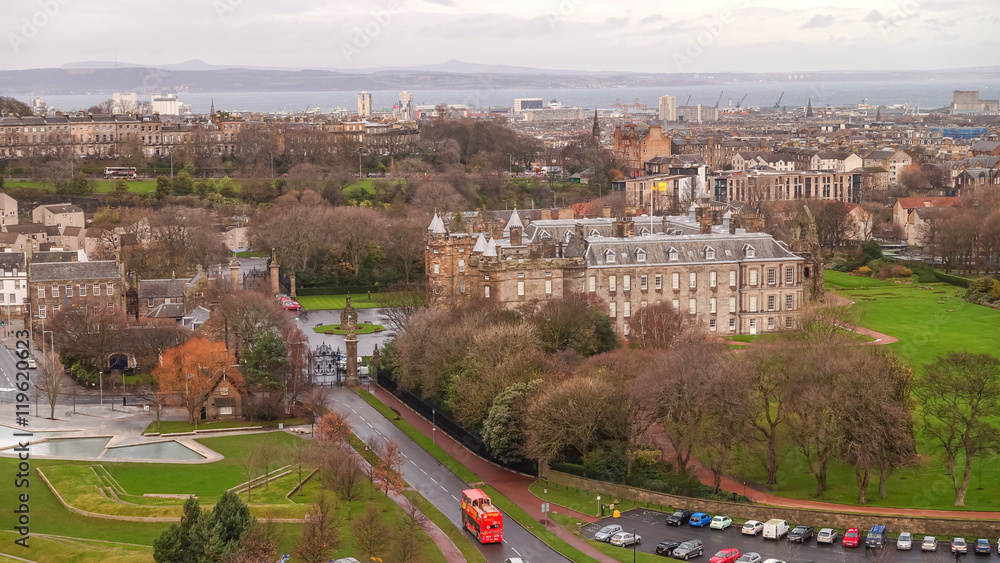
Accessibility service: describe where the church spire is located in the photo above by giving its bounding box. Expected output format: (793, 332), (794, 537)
(592, 109), (601, 143)
(806, 98), (813, 118)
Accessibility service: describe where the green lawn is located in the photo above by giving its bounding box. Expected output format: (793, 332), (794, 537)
(528, 480), (677, 518)
(823, 270), (1000, 369)
(0, 532), (153, 563)
(342, 178), (377, 200)
(356, 389), (481, 483)
(143, 417), (310, 435)
(297, 294), (381, 310)
(3, 179), (159, 194)
(312, 323), (385, 335)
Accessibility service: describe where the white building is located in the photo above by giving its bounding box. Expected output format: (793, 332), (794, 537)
(396, 91), (414, 121)
(0, 253), (27, 317)
(151, 94), (181, 116)
(112, 92), (138, 113)
(358, 92), (373, 118)
(514, 98), (544, 112)
(658, 95), (677, 121)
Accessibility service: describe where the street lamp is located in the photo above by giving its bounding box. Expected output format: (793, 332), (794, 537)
(633, 527), (637, 563)
(432, 408), (436, 444)
(597, 495), (601, 517)
(543, 486), (548, 526)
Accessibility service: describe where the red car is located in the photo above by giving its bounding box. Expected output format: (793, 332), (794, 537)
(710, 548), (741, 563)
(843, 528), (861, 548)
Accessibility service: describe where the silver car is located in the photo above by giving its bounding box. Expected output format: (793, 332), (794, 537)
(897, 532), (912, 550)
(594, 524), (623, 542)
(673, 540), (705, 560)
(817, 528), (839, 544)
(922, 536), (938, 551)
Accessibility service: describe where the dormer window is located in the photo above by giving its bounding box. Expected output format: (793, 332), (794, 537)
(668, 247), (679, 261)
(604, 249), (616, 263)
(564, 231), (573, 242)
(639, 227), (650, 236)
(745, 245), (756, 258)
(705, 246), (716, 260)
(591, 229), (601, 237)
(636, 249), (647, 263)
(539, 229), (551, 240)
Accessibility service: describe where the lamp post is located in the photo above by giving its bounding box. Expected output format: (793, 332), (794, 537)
(508, 153), (512, 176)
(597, 495), (601, 517)
(633, 527), (637, 563)
(543, 486), (548, 526)
(432, 408), (436, 444)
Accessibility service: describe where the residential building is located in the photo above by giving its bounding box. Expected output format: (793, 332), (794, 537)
(613, 124), (672, 178)
(658, 95), (677, 121)
(358, 92), (372, 118)
(892, 197), (963, 247)
(864, 148), (912, 186)
(815, 150), (863, 173)
(27, 260), (121, 333)
(0, 253), (27, 317)
(426, 208), (809, 336)
(0, 193), (18, 228)
(32, 203), (85, 229)
(222, 226), (250, 252)
(955, 168), (1000, 198)
(716, 170), (862, 204)
(676, 105), (718, 123)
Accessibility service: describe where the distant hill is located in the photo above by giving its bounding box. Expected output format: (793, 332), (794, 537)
(2, 61), (998, 96)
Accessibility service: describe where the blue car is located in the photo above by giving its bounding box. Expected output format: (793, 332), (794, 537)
(975, 539), (991, 555)
(689, 512), (712, 527)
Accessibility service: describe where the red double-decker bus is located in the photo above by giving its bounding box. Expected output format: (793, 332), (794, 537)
(461, 489), (503, 544)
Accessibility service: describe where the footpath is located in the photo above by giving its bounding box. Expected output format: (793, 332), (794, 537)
(370, 388), (619, 563)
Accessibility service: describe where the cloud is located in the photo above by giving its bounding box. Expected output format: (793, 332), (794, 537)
(863, 10), (882, 22)
(801, 14), (835, 29)
(422, 0), (456, 5)
(640, 15), (664, 24)
(604, 16), (629, 26)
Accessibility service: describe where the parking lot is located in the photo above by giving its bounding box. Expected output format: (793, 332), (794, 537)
(582, 509), (985, 563)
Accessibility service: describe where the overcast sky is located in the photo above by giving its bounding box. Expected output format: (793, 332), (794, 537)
(3, 0), (995, 73)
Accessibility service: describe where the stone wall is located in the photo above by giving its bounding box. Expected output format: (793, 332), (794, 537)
(545, 470), (1000, 537)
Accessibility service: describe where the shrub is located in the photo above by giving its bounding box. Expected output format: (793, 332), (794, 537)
(936, 271), (972, 288)
(855, 265), (872, 276)
(877, 264), (913, 280)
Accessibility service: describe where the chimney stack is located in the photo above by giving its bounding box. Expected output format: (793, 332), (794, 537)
(541, 208), (552, 220)
(510, 226), (523, 247)
(602, 205), (612, 218)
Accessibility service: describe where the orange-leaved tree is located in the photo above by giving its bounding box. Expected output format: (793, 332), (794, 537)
(154, 338), (240, 424)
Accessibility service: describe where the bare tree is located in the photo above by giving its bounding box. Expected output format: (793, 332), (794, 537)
(384, 217), (426, 283)
(328, 206), (387, 278)
(917, 352), (1000, 506)
(352, 505), (389, 562)
(225, 517), (283, 563)
(36, 354), (63, 419)
(242, 446), (260, 503)
(294, 491), (340, 563)
(628, 301), (689, 349)
(253, 436), (284, 491)
(374, 282), (427, 336)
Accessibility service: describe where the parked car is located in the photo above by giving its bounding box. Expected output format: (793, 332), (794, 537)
(504, 559), (527, 563)
(762, 519), (789, 540)
(843, 528), (861, 548)
(656, 540), (681, 557)
(594, 524), (623, 542)
(710, 516), (733, 530)
(952, 538), (968, 554)
(610, 532), (641, 548)
(761, 560), (786, 563)
(922, 536), (938, 551)
(896, 532), (912, 550)
(741, 521), (764, 536)
(736, 552), (762, 563)
(974, 539), (990, 555)
(689, 513), (712, 527)
(817, 528), (839, 544)
(673, 540), (705, 560)
(866, 525), (887, 548)
(788, 526), (814, 543)
(709, 548), (740, 563)
(666, 510), (694, 526)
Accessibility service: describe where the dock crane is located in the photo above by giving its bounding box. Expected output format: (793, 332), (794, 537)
(773, 92), (784, 109)
(685, 95), (692, 105)
(714, 91), (724, 108)
(736, 93), (748, 109)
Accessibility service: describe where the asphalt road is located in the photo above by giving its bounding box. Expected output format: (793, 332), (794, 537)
(584, 508), (984, 563)
(330, 388), (569, 563)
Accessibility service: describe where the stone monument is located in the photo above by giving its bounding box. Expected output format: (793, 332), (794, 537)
(342, 296), (360, 386)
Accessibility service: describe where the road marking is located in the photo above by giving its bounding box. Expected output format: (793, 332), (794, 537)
(410, 460), (419, 467)
(400, 452), (407, 458)
(451, 495), (459, 502)
(440, 485), (447, 492)
(367, 423), (373, 428)
(419, 468), (427, 475)
(430, 477), (437, 483)
(513, 547), (522, 556)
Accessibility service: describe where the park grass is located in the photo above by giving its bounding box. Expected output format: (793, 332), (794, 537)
(356, 389), (481, 484)
(296, 293), (382, 310)
(0, 531), (153, 563)
(527, 480), (678, 518)
(342, 178), (376, 200)
(312, 323), (386, 335)
(402, 490), (488, 563)
(142, 417), (310, 435)
(822, 270), (1000, 369)
(3, 179), (159, 194)
(480, 485), (602, 563)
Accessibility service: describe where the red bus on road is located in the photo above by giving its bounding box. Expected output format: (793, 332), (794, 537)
(461, 489), (503, 544)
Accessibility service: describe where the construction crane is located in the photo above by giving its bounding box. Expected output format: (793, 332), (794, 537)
(736, 94), (748, 109)
(773, 92), (784, 109)
(714, 91), (724, 108)
(685, 95), (692, 105)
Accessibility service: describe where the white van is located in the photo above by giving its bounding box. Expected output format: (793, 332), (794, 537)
(762, 519), (789, 540)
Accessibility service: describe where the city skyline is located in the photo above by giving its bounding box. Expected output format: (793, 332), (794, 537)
(2, 0), (997, 73)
